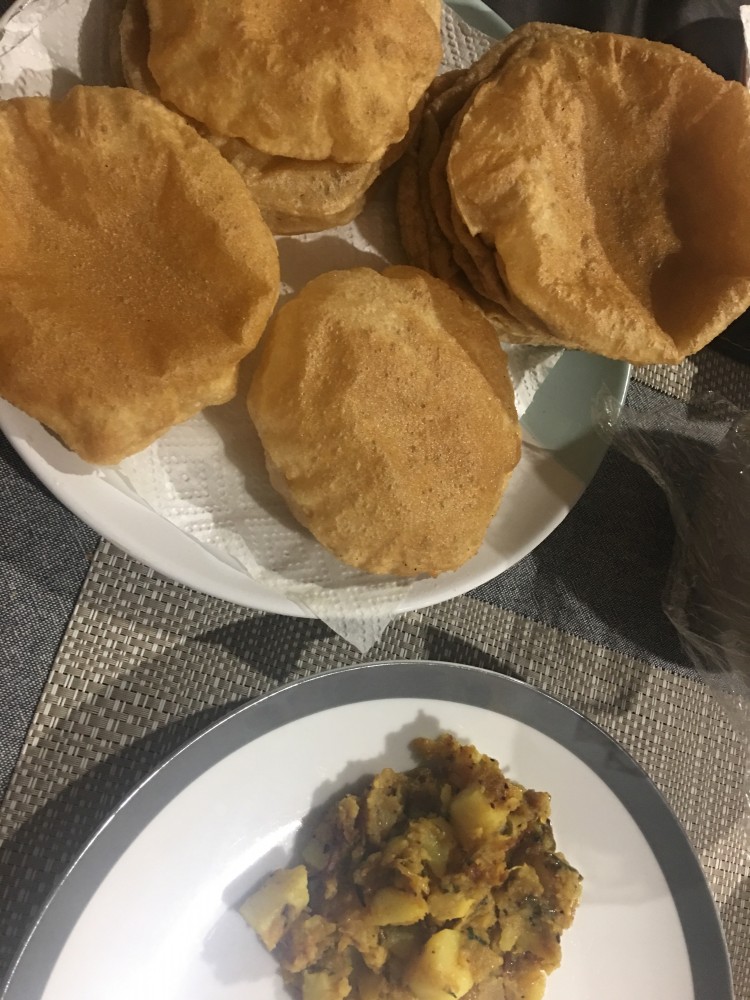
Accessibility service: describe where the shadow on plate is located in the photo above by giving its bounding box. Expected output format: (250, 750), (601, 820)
(203, 712), (446, 988)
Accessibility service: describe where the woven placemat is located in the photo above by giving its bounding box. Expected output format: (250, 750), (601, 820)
(637, 348), (750, 407)
(1, 539), (748, 995)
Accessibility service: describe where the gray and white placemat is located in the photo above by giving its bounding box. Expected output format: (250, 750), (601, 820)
(1, 356), (749, 997)
(0, 537), (748, 992)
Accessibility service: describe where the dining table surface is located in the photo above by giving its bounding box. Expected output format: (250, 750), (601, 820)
(1, 0), (749, 997)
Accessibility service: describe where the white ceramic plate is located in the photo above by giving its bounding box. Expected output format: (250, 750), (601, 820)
(1, 661), (730, 1000)
(0, 0), (630, 616)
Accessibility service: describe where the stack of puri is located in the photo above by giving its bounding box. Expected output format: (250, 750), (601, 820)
(398, 22), (750, 364)
(116, 0), (443, 234)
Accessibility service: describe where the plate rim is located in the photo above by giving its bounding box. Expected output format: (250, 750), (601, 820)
(0, 0), (631, 618)
(0, 0), (31, 31)
(1, 659), (732, 1000)
(0, 356), (630, 618)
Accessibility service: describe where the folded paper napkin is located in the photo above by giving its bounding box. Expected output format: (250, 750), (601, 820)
(0, 1), (563, 651)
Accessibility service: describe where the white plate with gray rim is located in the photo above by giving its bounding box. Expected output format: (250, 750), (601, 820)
(1, 661), (731, 1000)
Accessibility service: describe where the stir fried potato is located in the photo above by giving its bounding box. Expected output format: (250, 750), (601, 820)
(242, 735), (581, 1000)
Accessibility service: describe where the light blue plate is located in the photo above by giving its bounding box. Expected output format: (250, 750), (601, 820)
(450, 0), (512, 36)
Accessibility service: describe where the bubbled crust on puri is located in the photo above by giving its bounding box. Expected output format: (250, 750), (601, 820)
(0, 86), (279, 464)
(247, 266), (521, 578)
(144, 0), (441, 163)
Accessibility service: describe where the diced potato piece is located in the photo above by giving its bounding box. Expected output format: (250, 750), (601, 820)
(450, 784), (506, 851)
(497, 913), (525, 953)
(302, 969), (351, 1000)
(369, 886), (428, 926)
(405, 929), (474, 1000)
(239, 866), (309, 950)
(415, 817), (456, 877)
(427, 888), (474, 922)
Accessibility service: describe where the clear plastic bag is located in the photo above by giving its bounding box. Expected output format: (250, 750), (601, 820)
(601, 391), (750, 849)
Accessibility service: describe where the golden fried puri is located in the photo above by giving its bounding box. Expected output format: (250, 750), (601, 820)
(144, 0), (441, 163)
(0, 86), (279, 464)
(120, 0), (422, 234)
(242, 734), (582, 1000)
(205, 139), (376, 235)
(397, 72), (463, 278)
(247, 266), (521, 577)
(207, 108), (421, 237)
(397, 32), (569, 347)
(448, 27), (750, 364)
(417, 0), (443, 29)
(398, 23), (750, 361)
